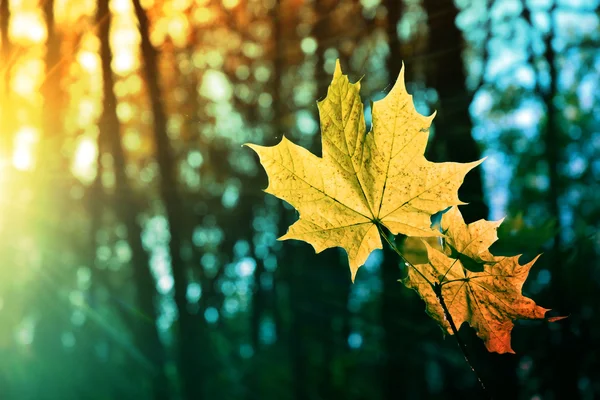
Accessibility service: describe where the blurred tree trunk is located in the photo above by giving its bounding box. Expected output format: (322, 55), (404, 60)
(422, 0), (488, 223)
(131, 1), (208, 399)
(83, 142), (111, 398)
(536, 5), (577, 397)
(31, 0), (70, 396)
(386, 0), (402, 83)
(538, 5), (563, 299)
(245, 4), (287, 398)
(380, 3), (428, 399)
(267, 2), (308, 398)
(96, 1), (169, 399)
(421, 1), (506, 397)
(381, 239), (428, 399)
(0, 4), (12, 394)
(313, 2), (353, 399)
(287, 245), (310, 400)
(0, 0), (12, 160)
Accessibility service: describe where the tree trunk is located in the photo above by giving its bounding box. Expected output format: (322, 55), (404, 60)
(386, 0), (402, 83)
(312, 3), (353, 398)
(131, 1), (206, 399)
(96, 1), (170, 399)
(422, 0), (488, 223)
(421, 1), (504, 397)
(31, 1), (69, 396)
(380, 3), (429, 399)
(0, 6), (13, 395)
(0, 0), (12, 161)
(536, 4), (577, 398)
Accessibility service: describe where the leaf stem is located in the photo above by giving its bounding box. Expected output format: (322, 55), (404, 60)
(376, 224), (490, 398)
(433, 283), (490, 398)
(376, 224), (434, 287)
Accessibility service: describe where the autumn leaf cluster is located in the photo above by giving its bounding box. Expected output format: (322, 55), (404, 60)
(246, 60), (558, 354)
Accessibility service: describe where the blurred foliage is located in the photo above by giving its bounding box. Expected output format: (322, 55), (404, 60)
(0, 0), (598, 399)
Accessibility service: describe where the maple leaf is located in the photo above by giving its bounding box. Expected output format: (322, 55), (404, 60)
(403, 207), (552, 354)
(440, 206), (504, 272)
(246, 61), (482, 281)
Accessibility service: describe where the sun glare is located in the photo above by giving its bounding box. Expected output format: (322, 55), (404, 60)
(72, 136), (97, 183)
(11, 59), (44, 97)
(12, 127), (38, 171)
(78, 51), (99, 73)
(10, 12), (46, 44)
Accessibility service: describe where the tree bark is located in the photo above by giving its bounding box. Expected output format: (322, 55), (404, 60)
(97, 1), (170, 399)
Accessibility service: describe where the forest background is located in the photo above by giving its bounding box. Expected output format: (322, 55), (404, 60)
(0, 0), (598, 399)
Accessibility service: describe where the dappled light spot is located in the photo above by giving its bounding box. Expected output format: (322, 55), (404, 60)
(260, 317), (276, 345)
(239, 344), (254, 359)
(194, 226), (224, 247)
(112, 51), (137, 75)
(201, 253), (218, 273)
(204, 307), (219, 324)
(296, 110), (318, 135)
(77, 267), (91, 290)
(200, 70), (232, 101)
(233, 240), (251, 258)
(70, 310), (86, 327)
(10, 11), (46, 44)
(235, 257), (256, 277)
(220, 280), (236, 296)
(223, 298), (240, 316)
(16, 318), (35, 346)
(186, 282), (202, 303)
(69, 291), (85, 307)
(123, 129), (142, 151)
(61, 331), (76, 348)
(115, 240), (132, 263)
(78, 51), (99, 73)
(223, 0), (240, 10)
(222, 182), (240, 209)
(263, 254), (277, 272)
(72, 136), (98, 183)
(537, 269), (551, 287)
(187, 150), (204, 168)
(116, 102), (135, 123)
(158, 275), (174, 294)
(13, 146), (33, 171)
(254, 65), (271, 83)
(258, 92), (272, 108)
(300, 37), (317, 55)
(347, 332), (363, 349)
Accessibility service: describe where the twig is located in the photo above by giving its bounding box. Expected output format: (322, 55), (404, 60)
(376, 223), (491, 399)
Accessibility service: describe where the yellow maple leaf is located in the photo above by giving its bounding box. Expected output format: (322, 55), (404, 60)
(246, 61), (482, 281)
(403, 208), (552, 354)
(440, 206), (504, 272)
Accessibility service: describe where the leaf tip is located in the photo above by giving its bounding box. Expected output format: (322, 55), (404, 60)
(547, 315), (569, 322)
(428, 109), (437, 122)
(334, 58), (342, 76)
(471, 157), (486, 168)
